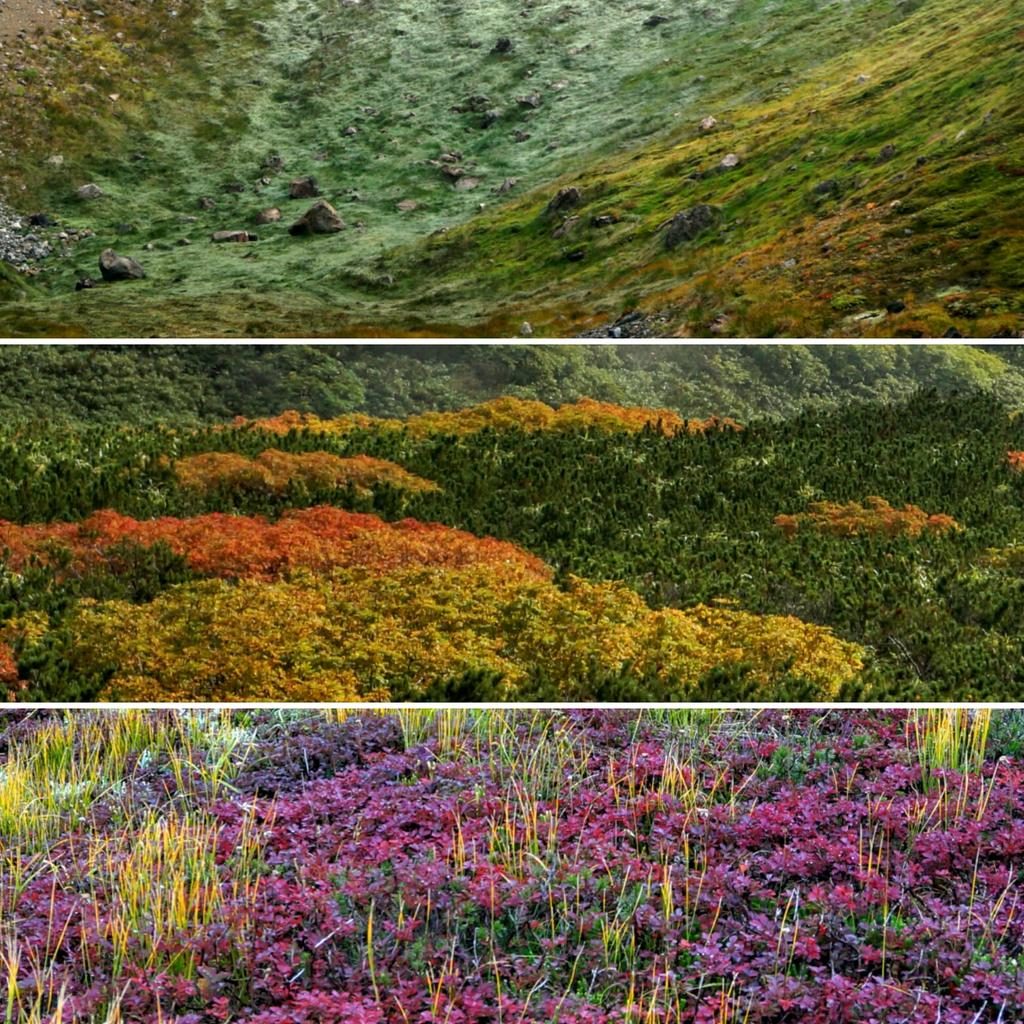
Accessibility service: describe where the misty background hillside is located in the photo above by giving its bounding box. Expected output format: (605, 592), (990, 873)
(3, 343), (1024, 423)
(0, 0), (1020, 337)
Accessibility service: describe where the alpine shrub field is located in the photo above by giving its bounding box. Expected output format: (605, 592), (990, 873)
(4, 387), (1024, 700)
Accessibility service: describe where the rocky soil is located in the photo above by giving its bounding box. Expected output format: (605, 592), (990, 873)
(0, 0), (58, 45)
(0, 200), (52, 272)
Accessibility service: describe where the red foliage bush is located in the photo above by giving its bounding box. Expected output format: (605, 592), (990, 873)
(0, 507), (551, 582)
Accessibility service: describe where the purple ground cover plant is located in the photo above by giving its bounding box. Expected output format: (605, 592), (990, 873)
(0, 709), (1022, 1023)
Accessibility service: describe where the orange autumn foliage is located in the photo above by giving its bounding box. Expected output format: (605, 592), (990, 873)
(0, 507), (552, 583)
(0, 642), (18, 687)
(233, 398), (743, 439)
(1007, 451), (1024, 471)
(174, 449), (440, 496)
(774, 497), (960, 539)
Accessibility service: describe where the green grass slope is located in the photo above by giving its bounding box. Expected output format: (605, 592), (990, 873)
(0, 0), (1020, 337)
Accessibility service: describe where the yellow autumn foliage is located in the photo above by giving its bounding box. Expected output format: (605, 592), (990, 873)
(174, 450), (439, 496)
(67, 568), (863, 703)
(233, 398), (741, 439)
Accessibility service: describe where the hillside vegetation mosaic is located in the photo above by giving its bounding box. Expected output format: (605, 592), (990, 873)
(5, 345), (1024, 699)
(3, 707), (1024, 1023)
(0, 0), (1021, 337)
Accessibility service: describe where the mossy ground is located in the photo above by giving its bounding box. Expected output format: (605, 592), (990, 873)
(0, 0), (1020, 337)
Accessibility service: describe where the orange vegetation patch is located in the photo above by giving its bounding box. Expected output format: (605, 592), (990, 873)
(0, 507), (551, 583)
(774, 497), (960, 539)
(174, 450), (440, 496)
(232, 398), (742, 438)
(1007, 451), (1024, 471)
(0, 642), (18, 687)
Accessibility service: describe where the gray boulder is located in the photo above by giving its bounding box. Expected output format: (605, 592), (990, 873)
(289, 176), (320, 199)
(98, 249), (145, 281)
(546, 186), (583, 215)
(211, 230), (258, 243)
(289, 200), (346, 236)
(663, 204), (721, 250)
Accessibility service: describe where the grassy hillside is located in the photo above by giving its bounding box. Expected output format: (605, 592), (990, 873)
(0, 0), (1020, 337)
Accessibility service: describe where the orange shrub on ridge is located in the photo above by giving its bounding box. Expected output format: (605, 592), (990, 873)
(0, 507), (551, 583)
(174, 449), (440, 496)
(774, 497), (960, 539)
(1007, 451), (1024, 471)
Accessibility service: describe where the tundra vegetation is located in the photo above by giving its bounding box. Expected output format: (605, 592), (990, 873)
(1, 707), (1023, 1022)
(0, 0), (1020, 337)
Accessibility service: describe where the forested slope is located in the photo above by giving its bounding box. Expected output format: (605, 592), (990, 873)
(2, 342), (1024, 423)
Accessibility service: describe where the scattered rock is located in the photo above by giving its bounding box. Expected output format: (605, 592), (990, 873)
(397, 199), (419, 212)
(718, 153), (742, 171)
(492, 37), (513, 54)
(480, 109), (501, 128)
(289, 176), (320, 199)
(98, 248), (145, 282)
(0, 200), (53, 271)
(513, 130), (532, 143)
(441, 164), (465, 183)
(876, 143), (897, 164)
(578, 309), (673, 339)
(198, 196), (217, 211)
(343, 125), (358, 136)
(552, 216), (580, 239)
(546, 186), (583, 215)
(591, 213), (619, 228)
(519, 321), (533, 337)
(699, 116), (718, 132)
(28, 213), (54, 227)
(75, 277), (96, 291)
(516, 93), (543, 109)
(662, 204), (721, 249)
(76, 183), (104, 200)
(565, 248), (586, 262)
(643, 14), (670, 27)
(454, 176), (481, 191)
(262, 154), (286, 172)
(255, 207), (282, 225)
(289, 200), (345, 236)
(211, 230), (258, 243)
(812, 179), (843, 201)
(886, 300), (906, 314)
(493, 178), (518, 194)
